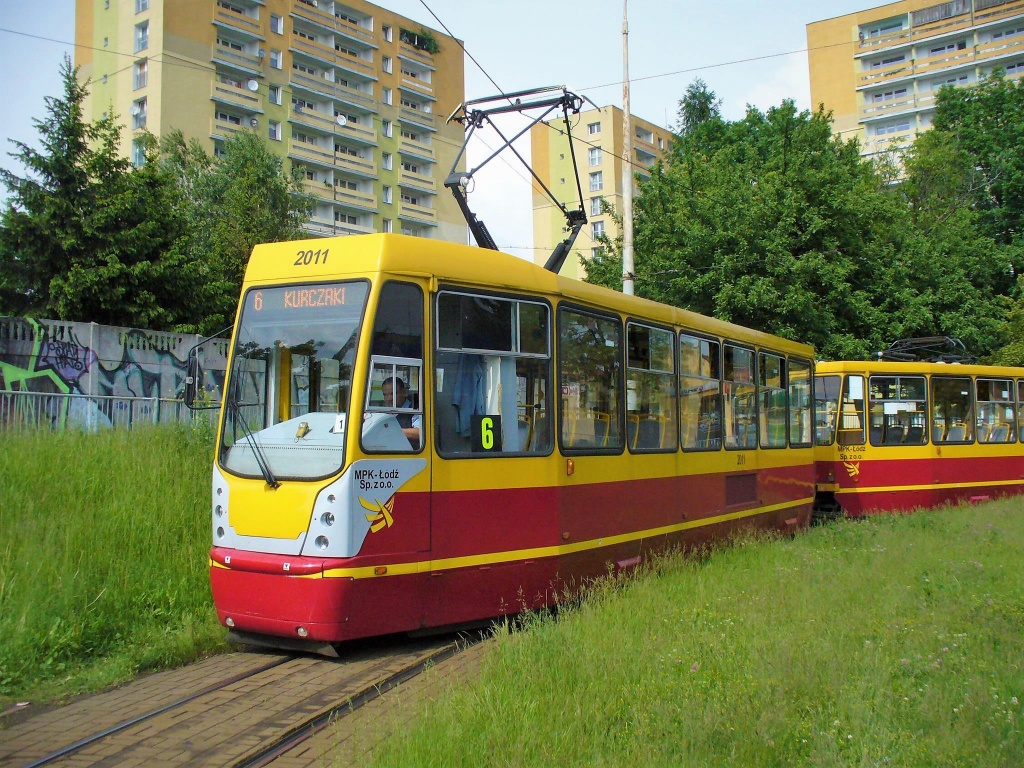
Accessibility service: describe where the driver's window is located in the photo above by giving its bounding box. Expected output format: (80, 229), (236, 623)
(361, 281), (424, 453)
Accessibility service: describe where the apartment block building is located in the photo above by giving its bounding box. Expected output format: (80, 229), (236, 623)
(74, 0), (468, 242)
(807, 0), (1024, 156)
(530, 106), (671, 280)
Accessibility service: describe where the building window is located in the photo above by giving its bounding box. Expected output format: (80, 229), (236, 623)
(131, 98), (147, 129)
(382, 120), (392, 137)
(383, 87), (392, 105)
(270, 50), (282, 69)
(382, 25), (392, 42)
(134, 21), (149, 52)
(401, 192), (421, 206)
(588, 147), (601, 167)
(658, 137), (664, 150)
(591, 221), (605, 239)
(269, 120), (281, 140)
(135, 0), (148, 12)
(590, 196), (603, 216)
(293, 62), (317, 77)
(382, 56), (392, 73)
(103, 37), (108, 47)
(382, 152), (392, 170)
(588, 121), (601, 135)
(269, 85), (282, 104)
(133, 60), (148, 90)
(401, 161), (420, 174)
(589, 171), (603, 192)
(217, 110), (242, 125)
(382, 185), (392, 204)
(401, 128), (420, 141)
(131, 138), (146, 167)
(382, 218), (393, 233)
(270, 14), (283, 34)
(217, 37), (242, 52)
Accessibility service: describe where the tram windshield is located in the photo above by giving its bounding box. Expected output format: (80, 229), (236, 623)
(220, 281), (369, 481)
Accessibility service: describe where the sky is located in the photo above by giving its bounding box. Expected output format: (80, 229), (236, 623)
(0, 0), (875, 260)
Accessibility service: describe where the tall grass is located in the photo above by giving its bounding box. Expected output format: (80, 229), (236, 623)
(0, 423), (228, 704)
(364, 502), (1024, 767)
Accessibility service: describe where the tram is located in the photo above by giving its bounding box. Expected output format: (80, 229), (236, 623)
(194, 233), (817, 652)
(814, 360), (1024, 517)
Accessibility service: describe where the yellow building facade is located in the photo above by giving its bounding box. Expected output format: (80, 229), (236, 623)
(807, 0), (1024, 156)
(530, 106), (671, 280)
(75, 0), (468, 242)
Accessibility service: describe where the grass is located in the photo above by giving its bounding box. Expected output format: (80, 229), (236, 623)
(0, 422), (229, 707)
(359, 501), (1024, 767)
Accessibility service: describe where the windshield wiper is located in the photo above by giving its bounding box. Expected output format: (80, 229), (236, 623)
(230, 397), (279, 488)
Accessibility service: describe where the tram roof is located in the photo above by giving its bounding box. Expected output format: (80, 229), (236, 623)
(817, 360), (1024, 377)
(246, 234), (814, 358)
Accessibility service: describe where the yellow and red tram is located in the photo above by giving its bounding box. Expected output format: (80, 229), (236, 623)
(203, 234), (816, 650)
(814, 360), (1024, 517)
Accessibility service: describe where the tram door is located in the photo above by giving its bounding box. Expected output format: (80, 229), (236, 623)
(361, 281), (431, 562)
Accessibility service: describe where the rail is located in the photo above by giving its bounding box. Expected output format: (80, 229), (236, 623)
(0, 390), (219, 432)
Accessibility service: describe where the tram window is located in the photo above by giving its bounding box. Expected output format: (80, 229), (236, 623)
(759, 352), (786, 448)
(977, 378), (1015, 443)
(931, 376), (973, 443)
(814, 375), (841, 445)
(1019, 380), (1024, 442)
(789, 359), (813, 447)
(680, 334), (721, 451)
(434, 291), (551, 456)
(559, 308), (623, 452)
(838, 375), (866, 446)
(724, 344), (757, 450)
(870, 376), (927, 446)
(220, 280), (369, 481)
(626, 322), (677, 452)
(362, 282), (423, 453)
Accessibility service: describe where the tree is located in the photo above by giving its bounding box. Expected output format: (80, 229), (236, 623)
(159, 130), (313, 333)
(587, 95), (903, 359)
(675, 78), (722, 138)
(0, 57), (191, 328)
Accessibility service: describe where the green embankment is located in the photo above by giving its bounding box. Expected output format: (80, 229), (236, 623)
(0, 425), (228, 706)
(363, 502), (1024, 768)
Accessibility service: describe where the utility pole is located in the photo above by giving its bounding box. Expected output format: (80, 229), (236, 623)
(621, 0), (635, 295)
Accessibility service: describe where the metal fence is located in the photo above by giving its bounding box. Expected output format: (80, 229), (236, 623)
(0, 390), (220, 432)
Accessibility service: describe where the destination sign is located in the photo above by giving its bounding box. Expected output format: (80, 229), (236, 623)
(250, 285), (348, 313)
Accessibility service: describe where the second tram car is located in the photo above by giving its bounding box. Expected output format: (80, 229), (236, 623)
(814, 360), (1024, 517)
(197, 234), (817, 651)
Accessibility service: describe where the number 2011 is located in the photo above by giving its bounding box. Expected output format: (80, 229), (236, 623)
(294, 248), (329, 266)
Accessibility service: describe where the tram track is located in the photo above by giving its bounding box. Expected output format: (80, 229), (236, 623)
(1, 634), (479, 768)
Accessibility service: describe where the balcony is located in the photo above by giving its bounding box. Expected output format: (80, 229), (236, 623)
(399, 168), (436, 193)
(858, 34), (1024, 90)
(976, 33), (1024, 64)
(289, 70), (376, 110)
(304, 216), (374, 237)
(398, 41), (434, 68)
(213, 6), (263, 39)
(288, 141), (378, 178)
(211, 81), (263, 112)
(399, 106), (436, 131)
(290, 35), (337, 66)
(211, 43), (262, 74)
(210, 115), (245, 140)
(398, 201), (437, 224)
(858, 0), (1024, 56)
(399, 135), (435, 161)
(860, 129), (915, 155)
(290, 2), (338, 32)
(301, 179), (378, 210)
(289, 106), (377, 145)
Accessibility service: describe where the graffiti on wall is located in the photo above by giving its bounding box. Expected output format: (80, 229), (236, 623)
(0, 317), (228, 427)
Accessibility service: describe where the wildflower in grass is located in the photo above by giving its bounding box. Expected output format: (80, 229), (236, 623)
(690, 662), (699, 673)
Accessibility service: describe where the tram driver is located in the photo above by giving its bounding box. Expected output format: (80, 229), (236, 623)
(382, 376), (422, 449)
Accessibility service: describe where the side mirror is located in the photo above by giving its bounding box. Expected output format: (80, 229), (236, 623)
(184, 348), (201, 409)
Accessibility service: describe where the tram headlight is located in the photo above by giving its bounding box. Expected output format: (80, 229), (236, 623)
(315, 535), (329, 550)
(320, 511), (335, 527)
(216, 527), (226, 539)
(215, 504), (225, 518)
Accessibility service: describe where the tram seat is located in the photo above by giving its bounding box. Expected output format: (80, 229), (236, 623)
(977, 423), (991, 443)
(870, 426), (883, 445)
(533, 416), (550, 452)
(518, 419), (532, 451)
(905, 425), (924, 444)
(884, 425), (905, 445)
(945, 424), (967, 442)
(990, 424), (1010, 443)
(637, 417), (662, 450)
